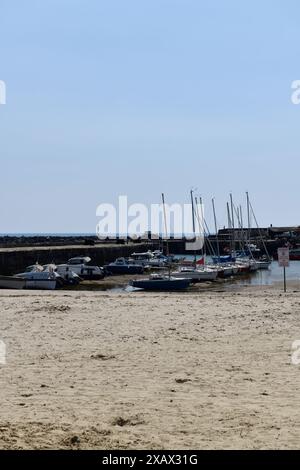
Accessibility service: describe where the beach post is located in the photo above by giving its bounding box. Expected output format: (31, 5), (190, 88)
(277, 247), (290, 293)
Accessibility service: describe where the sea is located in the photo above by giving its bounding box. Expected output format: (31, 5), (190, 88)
(174, 255), (300, 287)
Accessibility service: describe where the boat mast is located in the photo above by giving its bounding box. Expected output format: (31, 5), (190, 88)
(227, 202), (233, 254)
(190, 189), (197, 266)
(230, 193), (235, 256)
(202, 211), (217, 258)
(233, 203), (245, 254)
(161, 193), (169, 257)
(227, 202), (232, 229)
(212, 198), (220, 261)
(246, 191), (251, 245)
(161, 192), (171, 279)
(248, 193), (271, 261)
(240, 204), (244, 244)
(195, 196), (205, 261)
(197, 197), (216, 258)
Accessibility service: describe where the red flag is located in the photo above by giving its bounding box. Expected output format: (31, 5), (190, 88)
(196, 257), (204, 265)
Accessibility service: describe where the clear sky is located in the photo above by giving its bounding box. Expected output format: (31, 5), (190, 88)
(0, 0), (300, 233)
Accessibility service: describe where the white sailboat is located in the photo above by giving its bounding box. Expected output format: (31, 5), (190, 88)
(172, 193), (218, 282)
(171, 266), (218, 281)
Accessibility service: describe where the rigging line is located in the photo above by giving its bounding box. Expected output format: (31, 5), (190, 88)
(248, 198), (271, 260)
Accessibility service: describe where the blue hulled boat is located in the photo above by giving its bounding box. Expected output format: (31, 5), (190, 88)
(130, 275), (191, 291)
(105, 257), (144, 275)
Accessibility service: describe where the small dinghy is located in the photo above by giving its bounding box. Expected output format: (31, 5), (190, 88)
(129, 274), (192, 291)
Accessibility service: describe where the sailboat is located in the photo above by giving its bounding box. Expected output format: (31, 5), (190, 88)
(245, 192), (272, 269)
(233, 193), (271, 271)
(130, 193), (192, 291)
(130, 275), (192, 291)
(171, 192), (217, 282)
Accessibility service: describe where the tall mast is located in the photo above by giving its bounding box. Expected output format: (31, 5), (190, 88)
(227, 202), (232, 229)
(246, 191), (251, 244)
(190, 189), (196, 236)
(240, 205), (243, 230)
(200, 196), (206, 259)
(195, 197), (204, 259)
(230, 193), (235, 255)
(190, 190), (196, 265)
(161, 193), (169, 257)
(248, 194), (271, 261)
(227, 202), (232, 252)
(240, 204), (244, 246)
(212, 198), (220, 261)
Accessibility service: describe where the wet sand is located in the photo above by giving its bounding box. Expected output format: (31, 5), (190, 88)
(0, 285), (300, 449)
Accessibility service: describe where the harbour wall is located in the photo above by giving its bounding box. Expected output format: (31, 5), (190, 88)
(0, 236), (287, 275)
(0, 243), (157, 276)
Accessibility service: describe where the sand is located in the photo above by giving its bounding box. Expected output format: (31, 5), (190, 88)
(0, 285), (300, 449)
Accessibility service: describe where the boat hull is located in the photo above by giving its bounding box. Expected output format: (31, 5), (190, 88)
(130, 278), (191, 291)
(105, 265), (144, 275)
(172, 270), (217, 282)
(0, 276), (26, 289)
(288, 251), (300, 261)
(216, 267), (233, 278)
(24, 279), (57, 290)
(256, 261), (271, 269)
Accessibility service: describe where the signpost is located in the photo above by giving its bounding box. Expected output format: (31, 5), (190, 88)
(277, 247), (290, 292)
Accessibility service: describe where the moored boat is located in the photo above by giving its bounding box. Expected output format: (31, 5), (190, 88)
(171, 266), (218, 282)
(287, 248), (300, 261)
(15, 271), (58, 290)
(255, 260), (272, 269)
(57, 256), (105, 280)
(104, 257), (144, 275)
(130, 251), (168, 267)
(130, 275), (192, 291)
(211, 265), (234, 278)
(249, 260), (259, 272)
(44, 264), (82, 285)
(14, 263), (61, 290)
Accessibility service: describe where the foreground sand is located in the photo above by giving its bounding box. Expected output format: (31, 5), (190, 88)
(0, 285), (300, 449)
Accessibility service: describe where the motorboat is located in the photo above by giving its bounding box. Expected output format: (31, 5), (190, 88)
(43, 264), (82, 285)
(130, 274), (192, 291)
(0, 275), (26, 289)
(104, 257), (144, 275)
(255, 259), (272, 270)
(15, 270), (58, 290)
(14, 263), (61, 290)
(130, 251), (168, 267)
(57, 256), (105, 280)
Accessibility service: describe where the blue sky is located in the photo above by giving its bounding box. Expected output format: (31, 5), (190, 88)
(0, 0), (300, 233)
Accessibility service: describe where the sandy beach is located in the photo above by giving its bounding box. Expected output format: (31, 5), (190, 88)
(0, 285), (300, 449)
